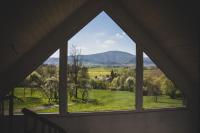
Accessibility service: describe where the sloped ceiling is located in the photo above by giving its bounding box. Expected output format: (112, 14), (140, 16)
(0, 0), (87, 74)
(118, 0), (199, 83)
(0, 0), (199, 99)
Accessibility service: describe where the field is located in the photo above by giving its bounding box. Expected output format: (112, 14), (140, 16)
(12, 87), (184, 114)
(10, 67), (184, 114)
(88, 67), (125, 78)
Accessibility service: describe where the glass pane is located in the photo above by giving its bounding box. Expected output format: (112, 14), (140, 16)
(143, 52), (186, 109)
(67, 11), (136, 112)
(13, 50), (60, 114)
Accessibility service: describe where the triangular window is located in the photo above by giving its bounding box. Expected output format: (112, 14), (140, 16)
(143, 52), (186, 109)
(13, 50), (60, 114)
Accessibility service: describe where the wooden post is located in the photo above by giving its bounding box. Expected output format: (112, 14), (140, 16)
(9, 89), (14, 133)
(59, 44), (67, 114)
(136, 44), (143, 111)
(9, 89), (14, 115)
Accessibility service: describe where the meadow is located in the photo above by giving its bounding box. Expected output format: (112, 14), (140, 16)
(13, 88), (184, 113)
(12, 66), (184, 114)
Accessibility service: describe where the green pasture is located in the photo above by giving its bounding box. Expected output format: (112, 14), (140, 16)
(13, 87), (184, 114)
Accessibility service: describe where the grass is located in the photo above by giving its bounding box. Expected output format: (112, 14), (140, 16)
(68, 89), (135, 112)
(11, 67), (184, 113)
(13, 88), (184, 113)
(13, 87), (55, 113)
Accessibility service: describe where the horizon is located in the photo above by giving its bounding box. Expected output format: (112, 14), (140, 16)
(50, 50), (136, 58)
(49, 50), (149, 59)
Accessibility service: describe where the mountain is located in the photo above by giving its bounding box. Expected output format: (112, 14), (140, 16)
(44, 57), (59, 65)
(44, 51), (154, 66)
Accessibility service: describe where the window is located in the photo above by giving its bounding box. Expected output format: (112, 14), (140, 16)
(66, 12), (136, 112)
(13, 50), (60, 114)
(12, 11), (186, 115)
(143, 53), (186, 109)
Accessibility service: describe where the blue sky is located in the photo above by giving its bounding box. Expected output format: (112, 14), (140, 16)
(51, 11), (136, 58)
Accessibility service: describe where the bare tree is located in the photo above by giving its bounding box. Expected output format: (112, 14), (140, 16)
(69, 44), (82, 98)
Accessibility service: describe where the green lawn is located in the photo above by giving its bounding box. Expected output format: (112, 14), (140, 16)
(13, 87), (54, 113)
(13, 87), (184, 114)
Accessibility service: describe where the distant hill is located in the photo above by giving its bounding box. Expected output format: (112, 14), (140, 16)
(44, 51), (154, 66)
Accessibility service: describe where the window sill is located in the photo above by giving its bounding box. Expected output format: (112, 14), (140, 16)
(12, 106), (187, 117)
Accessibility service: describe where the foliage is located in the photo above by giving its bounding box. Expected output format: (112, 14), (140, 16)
(125, 77), (135, 92)
(110, 68), (135, 91)
(143, 77), (161, 102)
(28, 71), (43, 96)
(28, 71), (43, 87)
(36, 64), (58, 79)
(161, 78), (182, 99)
(15, 62), (185, 113)
(42, 77), (59, 104)
(90, 79), (108, 90)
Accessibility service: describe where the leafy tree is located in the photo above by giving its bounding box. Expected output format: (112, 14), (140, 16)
(46, 65), (58, 77)
(42, 77), (59, 104)
(90, 78), (108, 90)
(161, 78), (182, 99)
(79, 67), (90, 101)
(125, 77), (135, 92)
(110, 69), (117, 81)
(110, 77), (120, 90)
(143, 77), (161, 102)
(28, 71), (43, 96)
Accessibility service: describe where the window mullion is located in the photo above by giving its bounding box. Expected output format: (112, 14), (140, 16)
(59, 44), (67, 114)
(136, 44), (143, 111)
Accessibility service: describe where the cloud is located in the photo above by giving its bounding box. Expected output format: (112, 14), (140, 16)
(95, 39), (101, 44)
(95, 32), (105, 36)
(104, 39), (115, 44)
(115, 33), (124, 39)
(122, 32), (126, 35)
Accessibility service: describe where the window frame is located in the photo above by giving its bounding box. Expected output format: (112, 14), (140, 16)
(11, 43), (187, 116)
(58, 42), (187, 115)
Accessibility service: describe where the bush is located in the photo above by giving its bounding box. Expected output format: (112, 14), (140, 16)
(90, 79), (108, 90)
(143, 77), (161, 96)
(161, 78), (183, 99)
(125, 77), (135, 92)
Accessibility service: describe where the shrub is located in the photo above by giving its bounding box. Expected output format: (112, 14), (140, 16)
(125, 77), (135, 92)
(161, 78), (183, 99)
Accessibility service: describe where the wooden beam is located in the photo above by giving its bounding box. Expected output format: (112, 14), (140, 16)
(136, 44), (143, 111)
(59, 45), (67, 114)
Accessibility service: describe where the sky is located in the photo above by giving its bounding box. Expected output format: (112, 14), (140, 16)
(51, 11), (137, 58)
